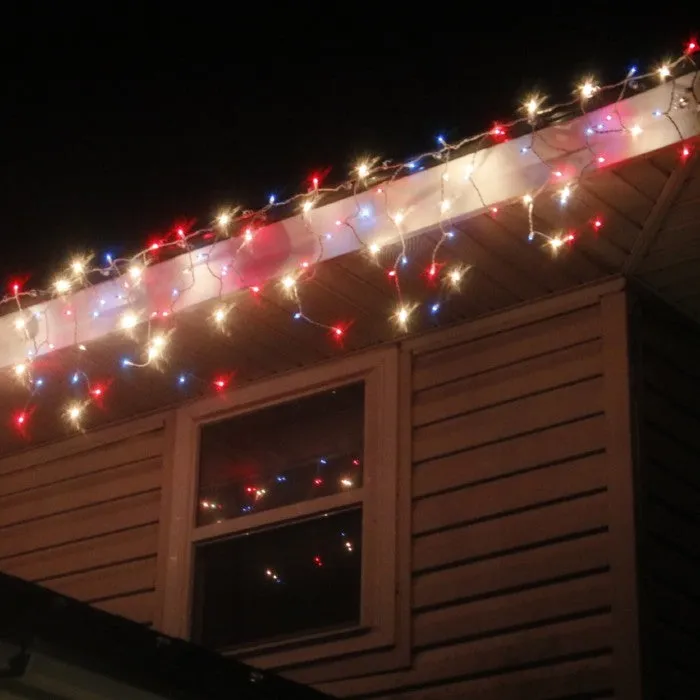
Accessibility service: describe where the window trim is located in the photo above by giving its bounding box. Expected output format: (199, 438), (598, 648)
(157, 346), (402, 668)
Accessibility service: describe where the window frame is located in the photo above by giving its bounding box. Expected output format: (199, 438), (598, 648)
(158, 346), (402, 668)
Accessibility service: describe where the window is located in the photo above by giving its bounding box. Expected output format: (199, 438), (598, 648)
(160, 348), (404, 667)
(192, 383), (365, 649)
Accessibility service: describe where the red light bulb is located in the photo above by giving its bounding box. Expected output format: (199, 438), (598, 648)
(213, 376), (229, 391)
(686, 39), (698, 54)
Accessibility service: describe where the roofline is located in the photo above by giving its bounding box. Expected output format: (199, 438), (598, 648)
(1, 72), (697, 370)
(0, 570), (332, 699)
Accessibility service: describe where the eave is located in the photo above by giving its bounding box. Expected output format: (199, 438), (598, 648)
(0, 71), (698, 452)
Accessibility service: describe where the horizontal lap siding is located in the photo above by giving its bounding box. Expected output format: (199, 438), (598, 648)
(0, 420), (166, 625)
(315, 298), (616, 699)
(634, 300), (700, 695)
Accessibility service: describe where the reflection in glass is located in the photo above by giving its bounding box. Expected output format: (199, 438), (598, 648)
(197, 383), (364, 525)
(193, 509), (362, 649)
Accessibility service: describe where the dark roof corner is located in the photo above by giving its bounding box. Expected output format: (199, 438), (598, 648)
(0, 571), (334, 699)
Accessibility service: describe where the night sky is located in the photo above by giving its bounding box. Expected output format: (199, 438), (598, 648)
(1, 7), (693, 287)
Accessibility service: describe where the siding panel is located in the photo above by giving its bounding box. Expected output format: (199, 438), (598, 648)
(0, 419), (166, 625)
(632, 296), (700, 696)
(279, 294), (618, 697)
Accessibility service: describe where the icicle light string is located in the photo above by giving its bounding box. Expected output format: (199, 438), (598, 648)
(3, 41), (699, 434)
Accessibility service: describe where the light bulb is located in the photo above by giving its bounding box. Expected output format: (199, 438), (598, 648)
(119, 311), (138, 331)
(128, 264), (143, 281)
(525, 96), (539, 117)
(357, 162), (369, 179)
(580, 80), (597, 99)
(54, 278), (71, 294)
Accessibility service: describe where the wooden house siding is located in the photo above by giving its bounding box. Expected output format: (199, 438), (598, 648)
(0, 279), (649, 698)
(630, 293), (700, 698)
(275, 281), (636, 699)
(0, 414), (168, 626)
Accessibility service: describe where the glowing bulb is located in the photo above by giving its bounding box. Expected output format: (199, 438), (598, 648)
(523, 194), (533, 206)
(340, 478), (354, 488)
(218, 212), (231, 227)
(302, 200), (313, 213)
(580, 80), (597, 99)
(71, 259), (85, 275)
(147, 334), (167, 361)
(281, 275), (296, 291)
(14, 363), (27, 377)
(525, 96), (539, 117)
(559, 185), (571, 205)
(213, 307), (227, 324)
(244, 228), (254, 242)
(393, 304), (414, 330)
(630, 124), (643, 137)
(658, 65), (671, 80)
(67, 404), (82, 422)
(448, 269), (462, 285)
(54, 278), (71, 294)
(14, 317), (26, 331)
(392, 211), (405, 225)
(357, 162), (370, 179)
(368, 242), (381, 256)
(128, 264), (143, 281)
(119, 311), (138, 331)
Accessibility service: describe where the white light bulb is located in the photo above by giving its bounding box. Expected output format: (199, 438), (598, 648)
(392, 211), (405, 225)
(14, 363), (27, 377)
(523, 194), (533, 206)
(302, 200), (313, 213)
(281, 275), (296, 290)
(559, 185), (571, 205)
(65, 402), (84, 425)
(119, 311), (138, 331)
(526, 97), (539, 116)
(658, 65), (670, 80)
(213, 307), (226, 324)
(630, 124), (643, 137)
(71, 259), (85, 275)
(368, 242), (381, 256)
(394, 304), (415, 330)
(218, 212), (230, 227)
(580, 80), (597, 99)
(14, 318), (26, 331)
(55, 278), (71, 294)
(357, 162), (369, 179)
(128, 264), (143, 281)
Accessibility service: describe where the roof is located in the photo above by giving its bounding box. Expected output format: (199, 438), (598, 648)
(0, 59), (698, 453)
(0, 570), (332, 699)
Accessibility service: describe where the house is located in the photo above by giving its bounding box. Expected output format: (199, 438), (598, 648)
(0, 569), (332, 698)
(0, 54), (698, 699)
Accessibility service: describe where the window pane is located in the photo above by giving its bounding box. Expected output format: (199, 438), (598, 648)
(197, 383), (364, 525)
(192, 509), (362, 649)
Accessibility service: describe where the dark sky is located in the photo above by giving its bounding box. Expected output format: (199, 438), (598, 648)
(0, 6), (694, 286)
